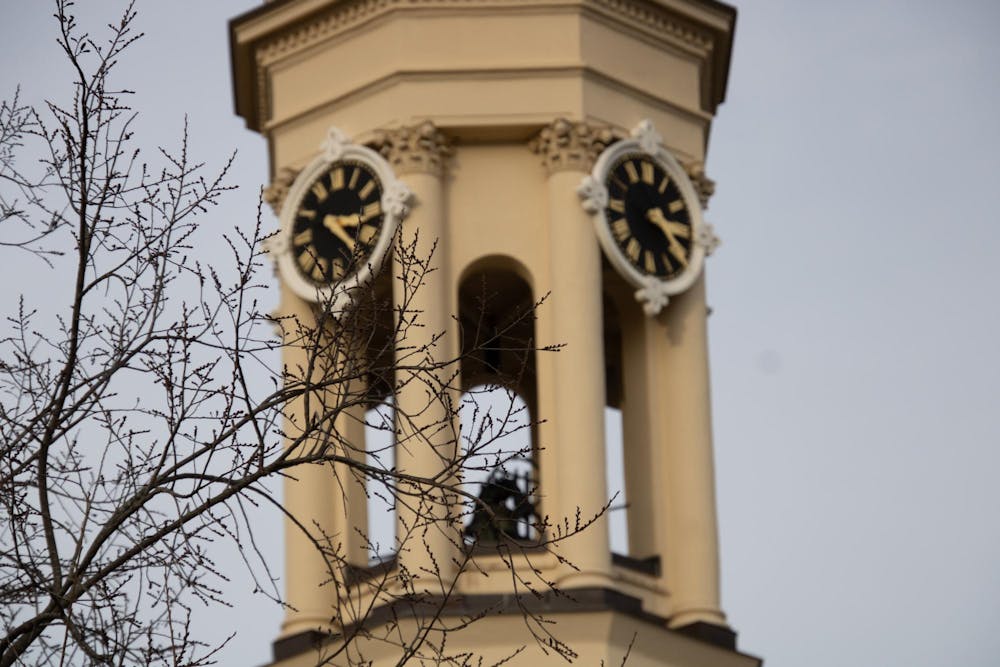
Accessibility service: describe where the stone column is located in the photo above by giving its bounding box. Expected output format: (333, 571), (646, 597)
(277, 284), (340, 638)
(654, 274), (728, 630)
(371, 122), (459, 594)
(331, 382), (369, 568)
(531, 119), (618, 587)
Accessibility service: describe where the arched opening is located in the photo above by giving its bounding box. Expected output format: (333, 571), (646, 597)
(457, 262), (539, 545)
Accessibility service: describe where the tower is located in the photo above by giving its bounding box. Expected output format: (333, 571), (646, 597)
(230, 1), (757, 665)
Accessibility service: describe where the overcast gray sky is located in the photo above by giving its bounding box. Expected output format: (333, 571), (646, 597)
(2, 1), (999, 666)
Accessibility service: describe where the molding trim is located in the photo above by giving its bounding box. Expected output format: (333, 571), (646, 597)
(261, 63), (713, 138)
(611, 551), (662, 577)
(530, 117), (626, 174)
(676, 620), (738, 651)
(270, 587), (756, 665)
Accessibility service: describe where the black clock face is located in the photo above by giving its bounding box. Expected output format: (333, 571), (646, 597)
(290, 160), (384, 285)
(603, 153), (693, 280)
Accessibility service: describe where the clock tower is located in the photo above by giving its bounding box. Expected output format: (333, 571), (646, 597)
(230, 0), (757, 665)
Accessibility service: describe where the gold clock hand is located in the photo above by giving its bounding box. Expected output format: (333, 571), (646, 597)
(667, 238), (688, 267)
(646, 208), (689, 267)
(336, 214), (361, 228)
(646, 208), (679, 244)
(323, 214), (357, 251)
(646, 209), (690, 238)
(664, 220), (691, 239)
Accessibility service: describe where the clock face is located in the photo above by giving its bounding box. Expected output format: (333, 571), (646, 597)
(290, 160), (385, 285)
(603, 153), (693, 280)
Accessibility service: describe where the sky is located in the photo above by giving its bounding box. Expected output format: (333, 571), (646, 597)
(1, 1), (999, 666)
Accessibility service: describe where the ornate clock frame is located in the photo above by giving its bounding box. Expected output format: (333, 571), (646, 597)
(578, 120), (719, 316)
(267, 127), (412, 310)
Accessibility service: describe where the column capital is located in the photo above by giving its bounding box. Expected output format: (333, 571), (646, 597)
(684, 162), (716, 209)
(368, 121), (453, 178)
(263, 166), (301, 216)
(530, 118), (625, 175)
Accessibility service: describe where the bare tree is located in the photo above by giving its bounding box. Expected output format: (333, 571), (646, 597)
(0, 3), (603, 666)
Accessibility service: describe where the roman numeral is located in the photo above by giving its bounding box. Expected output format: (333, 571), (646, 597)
(626, 238), (642, 262)
(330, 167), (345, 191)
(361, 201), (381, 222)
(311, 182), (327, 201)
(668, 199), (685, 214)
(608, 198), (626, 214)
(612, 219), (630, 242)
(658, 175), (670, 193)
(312, 257), (329, 282)
(641, 161), (655, 185)
(609, 174), (629, 194)
(623, 161), (640, 183)
(358, 180), (376, 200)
(292, 228), (313, 247)
(644, 250), (656, 273)
(348, 167), (360, 190)
(298, 249), (316, 273)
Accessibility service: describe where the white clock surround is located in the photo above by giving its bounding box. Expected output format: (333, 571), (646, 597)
(267, 127), (412, 310)
(578, 120), (719, 316)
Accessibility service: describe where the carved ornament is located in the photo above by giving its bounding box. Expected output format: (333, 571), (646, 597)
(684, 162), (716, 209)
(256, 0), (714, 66)
(367, 121), (453, 178)
(263, 166), (301, 216)
(530, 118), (625, 174)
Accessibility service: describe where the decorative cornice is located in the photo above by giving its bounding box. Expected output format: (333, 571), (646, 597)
(236, 0), (728, 130)
(256, 0), (715, 67)
(530, 118), (625, 174)
(367, 121), (453, 177)
(262, 166), (301, 216)
(683, 162), (715, 209)
(588, 0), (714, 51)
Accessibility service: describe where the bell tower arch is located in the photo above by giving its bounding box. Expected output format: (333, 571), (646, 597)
(231, 0), (758, 664)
